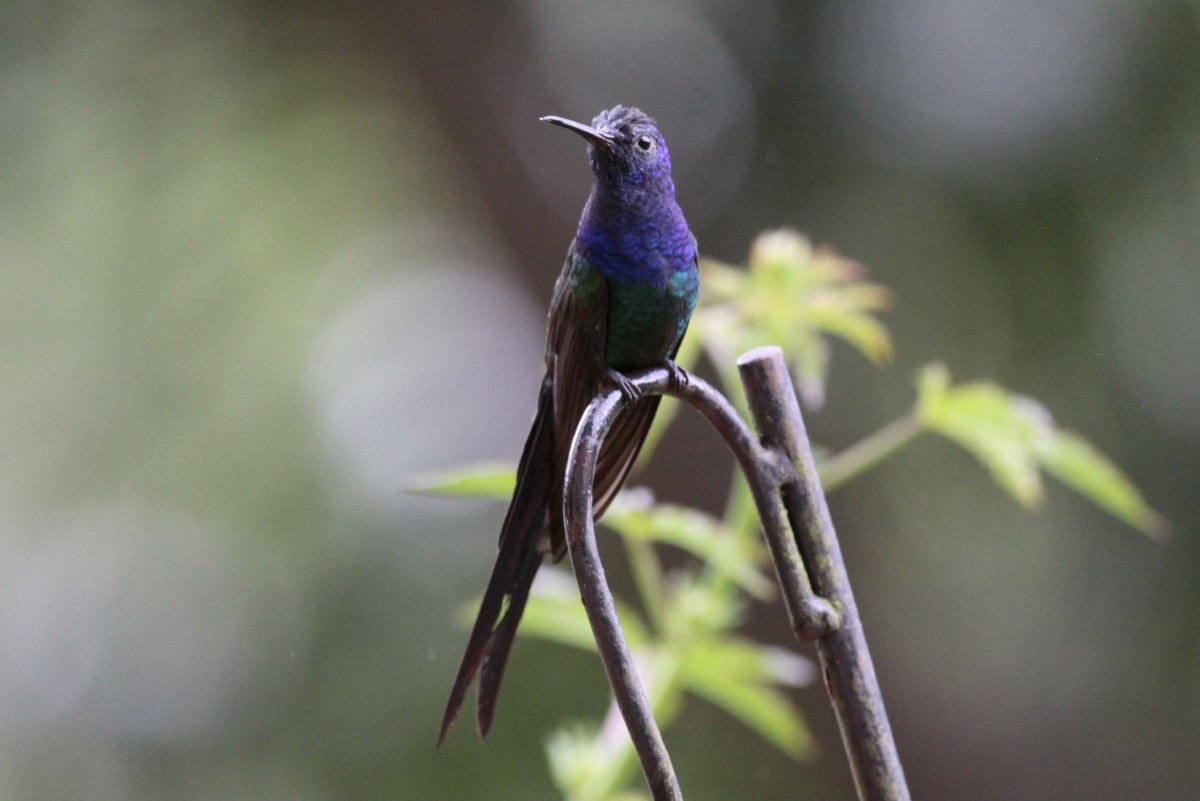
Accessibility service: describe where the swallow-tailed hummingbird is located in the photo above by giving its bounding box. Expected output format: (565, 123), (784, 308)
(439, 106), (698, 743)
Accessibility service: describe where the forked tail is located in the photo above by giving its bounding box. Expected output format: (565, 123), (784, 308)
(437, 379), (555, 744)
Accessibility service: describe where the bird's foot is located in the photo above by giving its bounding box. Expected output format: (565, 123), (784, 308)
(603, 368), (641, 405)
(663, 361), (690, 394)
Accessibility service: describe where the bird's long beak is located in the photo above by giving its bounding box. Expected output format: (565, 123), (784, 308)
(540, 115), (616, 152)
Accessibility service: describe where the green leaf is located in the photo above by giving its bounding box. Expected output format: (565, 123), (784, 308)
(545, 725), (595, 799)
(603, 492), (774, 600)
(685, 637), (814, 688)
(515, 567), (651, 651)
(917, 364), (1046, 507)
(547, 724), (645, 801)
(409, 463), (515, 500)
(791, 327), (829, 409)
(808, 300), (893, 364)
(680, 638), (815, 759)
(1037, 431), (1168, 539)
(547, 722), (652, 801)
(664, 572), (744, 637)
(695, 229), (891, 409)
(915, 363), (1166, 536)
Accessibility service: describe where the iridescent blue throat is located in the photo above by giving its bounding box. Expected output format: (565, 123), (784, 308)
(575, 198), (695, 287)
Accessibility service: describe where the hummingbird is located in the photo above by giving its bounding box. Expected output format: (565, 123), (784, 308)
(438, 106), (699, 744)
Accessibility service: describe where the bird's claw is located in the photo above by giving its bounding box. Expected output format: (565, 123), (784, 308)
(603, 368), (642, 405)
(663, 361), (690, 393)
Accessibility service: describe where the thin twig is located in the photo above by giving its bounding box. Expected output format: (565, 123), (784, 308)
(625, 537), (667, 634)
(819, 412), (923, 491)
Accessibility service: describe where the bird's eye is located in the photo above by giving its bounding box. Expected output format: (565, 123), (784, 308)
(636, 135), (653, 152)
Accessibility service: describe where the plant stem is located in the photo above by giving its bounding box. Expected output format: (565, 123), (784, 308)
(724, 473), (759, 539)
(626, 537), (666, 634)
(818, 412), (923, 491)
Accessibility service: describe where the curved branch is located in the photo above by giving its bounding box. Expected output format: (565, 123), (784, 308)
(562, 364), (838, 801)
(562, 372), (680, 801)
(563, 348), (910, 801)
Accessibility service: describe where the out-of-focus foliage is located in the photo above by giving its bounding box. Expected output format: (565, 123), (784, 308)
(698, 230), (892, 408)
(916, 364), (1166, 537)
(415, 463), (518, 501)
(605, 492), (774, 600)
(700, 233), (1165, 537)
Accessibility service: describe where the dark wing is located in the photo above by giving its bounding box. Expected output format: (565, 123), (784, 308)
(590, 394), (662, 516)
(546, 247), (696, 552)
(544, 247), (609, 556)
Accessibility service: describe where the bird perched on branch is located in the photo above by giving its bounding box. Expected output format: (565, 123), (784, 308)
(439, 106), (698, 743)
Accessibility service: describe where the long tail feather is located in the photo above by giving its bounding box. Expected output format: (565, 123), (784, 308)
(438, 379), (555, 745)
(476, 543), (543, 736)
(437, 534), (526, 745)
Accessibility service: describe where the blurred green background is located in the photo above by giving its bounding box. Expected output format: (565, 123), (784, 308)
(2, 1), (1198, 799)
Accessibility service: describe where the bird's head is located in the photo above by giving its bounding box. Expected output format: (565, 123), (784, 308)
(542, 106), (676, 209)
